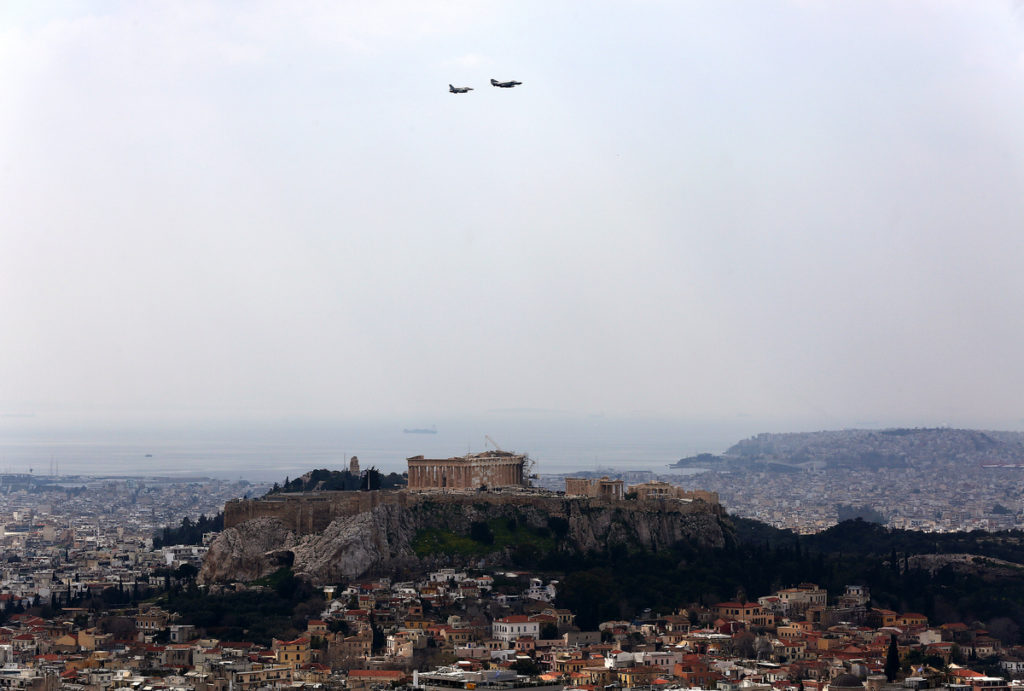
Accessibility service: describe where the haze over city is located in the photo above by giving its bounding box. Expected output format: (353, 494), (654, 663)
(4, 2), (1024, 441)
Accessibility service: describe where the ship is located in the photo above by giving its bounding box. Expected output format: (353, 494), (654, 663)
(403, 426), (438, 434)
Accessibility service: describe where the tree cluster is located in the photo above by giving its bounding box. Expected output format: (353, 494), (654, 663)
(549, 518), (1024, 635)
(266, 468), (406, 494)
(159, 568), (323, 645)
(152, 513), (224, 549)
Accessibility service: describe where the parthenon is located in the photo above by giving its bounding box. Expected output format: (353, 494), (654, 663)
(406, 451), (527, 490)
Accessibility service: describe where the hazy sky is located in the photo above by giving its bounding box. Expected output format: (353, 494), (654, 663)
(3, 1), (1024, 429)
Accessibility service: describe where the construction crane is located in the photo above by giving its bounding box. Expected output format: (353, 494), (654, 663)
(522, 453), (537, 483)
(484, 435), (537, 484)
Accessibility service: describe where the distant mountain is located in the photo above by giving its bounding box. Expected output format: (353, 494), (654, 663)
(674, 427), (1024, 471)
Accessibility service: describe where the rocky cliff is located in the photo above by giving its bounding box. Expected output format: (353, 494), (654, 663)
(200, 493), (728, 585)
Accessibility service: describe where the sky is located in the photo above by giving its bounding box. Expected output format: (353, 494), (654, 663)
(3, 1), (1024, 432)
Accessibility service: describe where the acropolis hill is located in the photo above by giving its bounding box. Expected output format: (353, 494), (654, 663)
(223, 486), (721, 533)
(223, 449), (539, 534)
(222, 450), (719, 534)
(208, 453), (726, 584)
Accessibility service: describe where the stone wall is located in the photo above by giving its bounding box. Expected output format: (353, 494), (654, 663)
(224, 489), (724, 537)
(224, 491), (415, 534)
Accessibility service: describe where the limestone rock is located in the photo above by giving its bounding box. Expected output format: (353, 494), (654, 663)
(199, 517), (296, 584)
(201, 495), (728, 585)
(289, 504), (419, 583)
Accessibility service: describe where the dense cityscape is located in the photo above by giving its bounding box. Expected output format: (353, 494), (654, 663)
(0, 448), (1022, 691)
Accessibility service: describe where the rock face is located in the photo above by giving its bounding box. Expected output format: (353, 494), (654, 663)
(200, 495), (729, 585)
(288, 504), (421, 584)
(199, 517), (297, 583)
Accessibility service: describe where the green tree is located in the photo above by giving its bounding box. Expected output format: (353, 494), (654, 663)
(174, 563), (198, 582)
(510, 658), (541, 676)
(360, 467), (382, 491)
(885, 634), (900, 682)
(371, 622), (386, 652)
(469, 521), (494, 545)
(547, 516), (569, 539)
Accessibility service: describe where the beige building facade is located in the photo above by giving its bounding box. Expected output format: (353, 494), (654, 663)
(564, 477), (625, 500)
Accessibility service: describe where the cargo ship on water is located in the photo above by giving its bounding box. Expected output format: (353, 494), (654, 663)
(403, 426), (437, 434)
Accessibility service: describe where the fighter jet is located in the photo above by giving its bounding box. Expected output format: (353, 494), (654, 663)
(490, 79), (522, 88)
(449, 84), (473, 94)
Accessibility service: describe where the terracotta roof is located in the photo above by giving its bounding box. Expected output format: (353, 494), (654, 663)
(349, 670), (405, 678)
(952, 669), (985, 678)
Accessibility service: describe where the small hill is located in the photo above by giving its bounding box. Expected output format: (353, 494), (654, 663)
(676, 427), (1024, 471)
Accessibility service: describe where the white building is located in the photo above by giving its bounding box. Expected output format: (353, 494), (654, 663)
(524, 578), (557, 602)
(491, 616), (540, 643)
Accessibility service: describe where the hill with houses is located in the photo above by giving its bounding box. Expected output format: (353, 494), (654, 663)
(673, 427), (1024, 472)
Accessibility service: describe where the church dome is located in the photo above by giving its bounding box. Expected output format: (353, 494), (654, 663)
(832, 674), (865, 689)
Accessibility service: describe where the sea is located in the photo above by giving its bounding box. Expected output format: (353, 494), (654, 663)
(0, 415), (769, 483)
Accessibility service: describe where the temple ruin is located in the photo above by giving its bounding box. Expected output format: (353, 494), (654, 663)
(406, 451), (527, 490)
(564, 476), (624, 500)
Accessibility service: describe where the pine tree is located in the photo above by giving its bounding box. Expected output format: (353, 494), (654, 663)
(885, 634), (900, 682)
